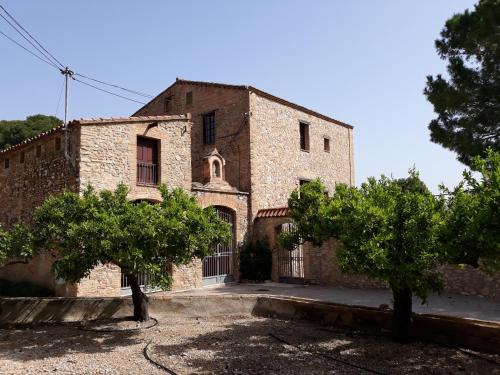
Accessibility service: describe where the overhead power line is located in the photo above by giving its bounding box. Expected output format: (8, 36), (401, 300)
(74, 73), (154, 98)
(0, 4), (64, 69)
(0, 29), (59, 69)
(73, 78), (147, 104)
(0, 5), (153, 106)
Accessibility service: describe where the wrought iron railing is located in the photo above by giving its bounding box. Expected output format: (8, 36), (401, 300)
(137, 162), (158, 185)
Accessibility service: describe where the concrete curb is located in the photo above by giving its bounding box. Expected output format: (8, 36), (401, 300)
(0, 294), (498, 353)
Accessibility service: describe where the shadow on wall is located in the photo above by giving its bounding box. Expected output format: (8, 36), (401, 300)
(0, 298), (130, 326)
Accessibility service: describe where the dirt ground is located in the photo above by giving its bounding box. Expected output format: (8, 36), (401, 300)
(0, 315), (499, 375)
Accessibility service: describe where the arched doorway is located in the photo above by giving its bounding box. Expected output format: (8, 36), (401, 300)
(202, 206), (235, 286)
(277, 222), (304, 283)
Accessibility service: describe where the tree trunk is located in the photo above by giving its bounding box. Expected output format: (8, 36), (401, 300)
(392, 286), (412, 342)
(128, 274), (149, 322)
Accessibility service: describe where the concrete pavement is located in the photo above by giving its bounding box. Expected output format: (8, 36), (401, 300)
(165, 282), (500, 322)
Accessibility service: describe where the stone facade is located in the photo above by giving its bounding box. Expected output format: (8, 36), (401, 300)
(2, 78), (496, 301)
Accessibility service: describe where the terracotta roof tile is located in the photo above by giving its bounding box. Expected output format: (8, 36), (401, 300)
(256, 207), (289, 218)
(0, 115), (190, 156)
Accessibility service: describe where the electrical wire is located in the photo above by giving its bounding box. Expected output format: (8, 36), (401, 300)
(74, 73), (153, 98)
(0, 4), (64, 68)
(73, 77), (147, 104)
(0, 11), (61, 69)
(0, 29), (59, 69)
(0, 4), (154, 106)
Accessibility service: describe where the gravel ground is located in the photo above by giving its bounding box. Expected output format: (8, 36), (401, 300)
(0, 315), (499, 375)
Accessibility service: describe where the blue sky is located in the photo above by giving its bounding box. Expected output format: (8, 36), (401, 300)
(0, 0), (477, 191)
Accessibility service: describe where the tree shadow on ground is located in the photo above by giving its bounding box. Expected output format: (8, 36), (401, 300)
(149, 316), (499, 375)
(0, 322), (144, 363)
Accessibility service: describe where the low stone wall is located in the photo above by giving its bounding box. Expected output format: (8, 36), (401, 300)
(1, 295), (499, 354)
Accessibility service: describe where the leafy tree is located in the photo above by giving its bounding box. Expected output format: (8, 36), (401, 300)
(280, 173), (446, 342)
(0, 115), (62, 150)
(0, 224), (33, 266)
(33, 184), (231, 321)
(441, 148), (500, 273)
(424, 0), (500, 166)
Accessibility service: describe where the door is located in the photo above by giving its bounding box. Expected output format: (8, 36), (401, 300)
(137, 136), (158, 185)
(202, 206), (235, 286)
(278, 222), (305, 283)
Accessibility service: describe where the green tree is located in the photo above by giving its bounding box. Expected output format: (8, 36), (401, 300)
(280, 173), (446, 342)
(441, 149), (500, 273)
(424, 0), (500, 166)
(33, 184), (231, 321)
(0, 224), (33, 266)
(0, 115), (62, 150)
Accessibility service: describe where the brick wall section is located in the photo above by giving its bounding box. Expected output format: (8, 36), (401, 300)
(0, 128), (80, 292)
(248, 92), (354, 218)
(134, 83), (251, 192)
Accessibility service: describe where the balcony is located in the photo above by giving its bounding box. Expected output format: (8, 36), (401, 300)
(137, 162), (158, 185)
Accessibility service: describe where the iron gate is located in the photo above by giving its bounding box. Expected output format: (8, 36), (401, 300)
(278, 222), (304, 283)
(202, 206), (235, 286)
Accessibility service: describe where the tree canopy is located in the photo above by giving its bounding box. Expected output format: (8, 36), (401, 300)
(280, 172), (446, 341)
(0, 114), (62, 150)
(424, 0), (500, 166)
(33, 183), (231, 321)
(441, 148), (500, 273)
(0, 224), (33, 266)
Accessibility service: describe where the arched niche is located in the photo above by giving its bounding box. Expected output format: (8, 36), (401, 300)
(203, 148), (226, 183)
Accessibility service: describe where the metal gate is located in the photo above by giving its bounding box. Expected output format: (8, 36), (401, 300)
(202, 206), (235, 286)
(278, 222), (304, 283)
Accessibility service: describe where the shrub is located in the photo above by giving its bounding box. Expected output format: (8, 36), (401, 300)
(240, 240), (272, 281)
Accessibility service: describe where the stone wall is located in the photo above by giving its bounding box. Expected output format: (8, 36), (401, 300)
(134, 82), (252, 192)
(194, 188), (250, 284)
(249, 92), (354, 218)
(0, 127), (81, 292)
(79, 116), (192, 199)
(441, 265), (500, 300)
(76, 264), (122, 297)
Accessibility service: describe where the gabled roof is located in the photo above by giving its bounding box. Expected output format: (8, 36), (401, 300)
(0, 115), (189, 156)
(133, 78), (353, 129)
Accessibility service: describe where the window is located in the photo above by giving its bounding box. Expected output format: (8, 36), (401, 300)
(324, 137), (330, 152)
(4, 158), (9, 169)
(203, 112), (216, 145)
(186, 91), (193, 106)
(136, 136), (159, 185)
(55, 137), (61, 151)
(164, 95), (173, 113)
(20, 152), (25, 164)
(299, 122), (309, 151)
(36, 145), (42, 157)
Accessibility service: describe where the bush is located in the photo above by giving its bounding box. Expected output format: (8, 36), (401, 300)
(239, 240), (272, 281)
(0, 279), (54, 297)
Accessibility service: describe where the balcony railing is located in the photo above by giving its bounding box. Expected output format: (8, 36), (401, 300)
(137, 162), (158, 185)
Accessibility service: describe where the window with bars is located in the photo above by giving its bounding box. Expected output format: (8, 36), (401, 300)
(203, 112), (216, 145)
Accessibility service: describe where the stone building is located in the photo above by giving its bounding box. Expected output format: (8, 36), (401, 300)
(0, 79), (498, 299)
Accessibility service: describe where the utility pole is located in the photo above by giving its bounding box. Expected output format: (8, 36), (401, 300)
(60, 67), (74, 161)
